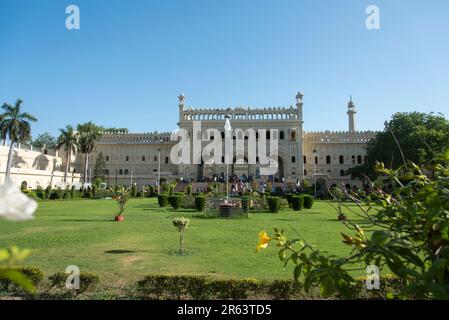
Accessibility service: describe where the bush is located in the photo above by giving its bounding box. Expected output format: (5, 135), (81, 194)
(241, 196), (250, 213)
(48, 272), (100, 297)
(137, 275), (210, 300)
(291, 196), (304, 211)
(45, 186), (52, 199)
(50, 188), (64, 200)
(22, 190), (38, 200)
(263, 279), (302, 300)
(194, 196), (206, 212)
(267, 197), (281, 213)
(157, 194), (168, 207)
(208, 278), (262, 299)
(137, 275), (262, 300)
(303, 195), (314, 209)
(168, 195), (183, 210)
(285, 194), (294, 206)
(35, 186), (45, 199)
(70, 185), (77, 199)
(0, 266), (44, 292)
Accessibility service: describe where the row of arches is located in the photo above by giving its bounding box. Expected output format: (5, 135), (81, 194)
(304, 155), (366, 165)
(183, 112), (299, 121)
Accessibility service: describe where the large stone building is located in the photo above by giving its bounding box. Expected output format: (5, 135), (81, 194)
(1, 92), (376, 189)
(82, 93), (376, 188)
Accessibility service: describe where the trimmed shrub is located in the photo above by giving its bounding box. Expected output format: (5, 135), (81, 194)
(35, 186), (45, 199)
(291, 196), (304, 211)
(267, 197), (281, 213)
(157, 194), (168, 207)
(137, 275), (210, 300)
(303, 195), (314, 209)
(241, 196), (250, 213)
(285, 194), (294, 206)
(70, 186), (77, 199)
(0, 266), (44, 292)
(263, 279), (302, 300)
(45, 186), (52, 199)
(194, 196), (206, 212)
(168, 195), (183, 210)
(48, 272), (100, 297)
(22, 190), (39, 200)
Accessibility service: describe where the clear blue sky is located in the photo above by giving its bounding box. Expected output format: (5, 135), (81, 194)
(1, 0), (448, 138)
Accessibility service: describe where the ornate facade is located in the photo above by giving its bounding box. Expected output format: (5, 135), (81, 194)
(83, 93), (376, 187)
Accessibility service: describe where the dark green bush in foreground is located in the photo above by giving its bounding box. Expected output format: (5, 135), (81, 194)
(194, 196), (206, 212)
(303, 195), (314, 209)
(157, 194), (168, 207)
(291, 196), (304, 211)
(267, 197), (280, 213)
(168, 195), (183, 210)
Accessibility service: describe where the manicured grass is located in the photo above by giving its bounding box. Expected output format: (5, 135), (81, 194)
(0, 198), (368, 285)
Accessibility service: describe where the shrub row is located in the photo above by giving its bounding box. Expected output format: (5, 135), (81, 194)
(285, 194), (314, 210)
(0, 266), (99, 297)
(137, 275), (303, 300)
(267, 197), (281, 213)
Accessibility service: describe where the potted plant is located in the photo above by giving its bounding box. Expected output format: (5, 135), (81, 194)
(115, 187), (130, 222)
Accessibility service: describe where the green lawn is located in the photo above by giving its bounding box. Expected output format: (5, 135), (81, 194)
(0, 198), (368, 285)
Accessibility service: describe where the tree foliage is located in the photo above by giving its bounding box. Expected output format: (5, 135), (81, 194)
(349, 112), (449, 179)
(261, 150), (449, 299)
(31, 132), (56, 149)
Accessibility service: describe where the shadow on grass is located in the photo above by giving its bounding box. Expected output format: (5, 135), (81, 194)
(105, 249), (137, 254)
(56, 219), (114, 222)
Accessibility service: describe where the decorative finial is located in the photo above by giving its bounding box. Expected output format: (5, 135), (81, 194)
(178, 93), (185, 104)
(296, 91), (304, 102)
(348, 96), (355, 109)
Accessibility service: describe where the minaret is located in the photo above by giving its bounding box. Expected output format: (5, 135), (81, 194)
(347, 96), (357, 132)
(295, 91), (305, 180)
(178, 93), (185, 124)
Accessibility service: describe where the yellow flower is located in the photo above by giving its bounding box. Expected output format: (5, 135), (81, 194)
(255, 231), (271, 253)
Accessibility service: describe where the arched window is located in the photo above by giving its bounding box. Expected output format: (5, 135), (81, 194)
(124, 169), (129, 175)
(326, 155), (331, 164)
(165, 157), (169, 164)
(266, 131), (270, 140)
(303, 156), (307, 164)
(279, 131), (285, 140)
(340, 170), (345, 177)
(291, 131), (296, 140)
(126, 156), (129, 161)
(357, 155), (362, 164)
(352, 155), (356, 164)
(221, 132), (225, 139)
(142, 156), (146, 161)
(106, 156), (109, 161)
(315, 156), (318, 164)
(304, 169), (307, 176)
(339, 155), (344, 164)
(119, 169), (123, 175)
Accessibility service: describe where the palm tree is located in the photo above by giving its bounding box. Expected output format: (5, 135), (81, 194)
(56, 125), (78, 183)
(0, 99), (37, 180)
(77, 122), (102, 183)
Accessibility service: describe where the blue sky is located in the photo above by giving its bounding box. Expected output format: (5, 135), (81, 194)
(1, 0), (448, 137)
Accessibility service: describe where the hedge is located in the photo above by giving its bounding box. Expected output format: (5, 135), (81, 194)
(168, 195), (183, 210)
(194, 196), (206, 212)
(48, 272), (100, 297)
(0, 266), (44, 292)
(137, 275), (268, 300)
(291, 196), (304, 211)
(303, 195), (314, 209)
(136, 274), (404, 300)
(267, 197), (281, 213)
(158, 194), (169, 207)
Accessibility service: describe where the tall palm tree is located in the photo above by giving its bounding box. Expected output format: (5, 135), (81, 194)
(56, 125), (78, 183)
(0, 99), (37, 180)
(77, 122), (102, 183)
